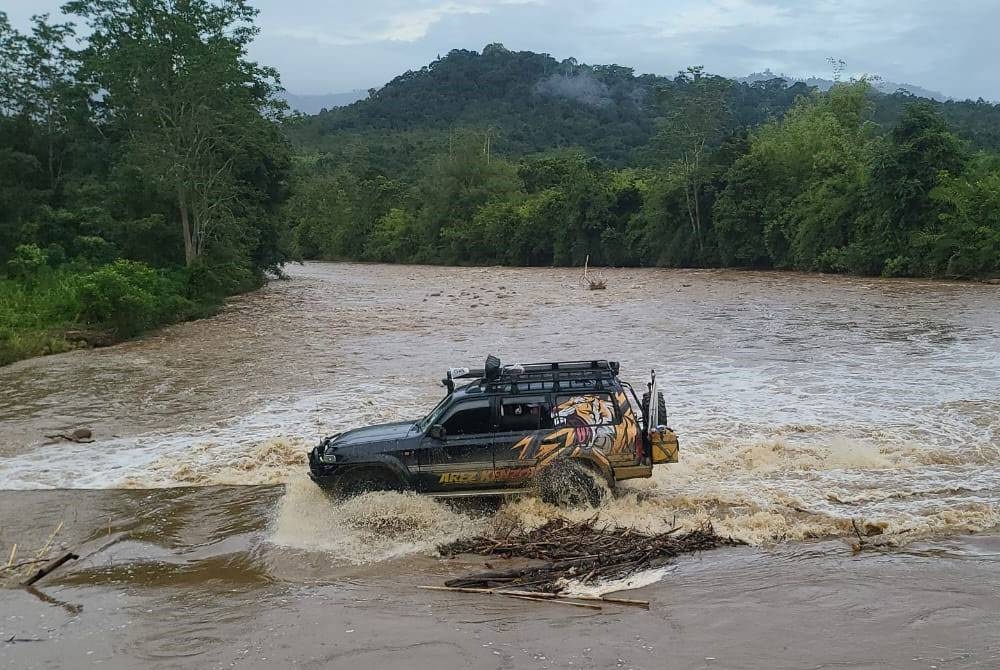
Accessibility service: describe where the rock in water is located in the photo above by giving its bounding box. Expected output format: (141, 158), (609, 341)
(70, 428), (93, 441)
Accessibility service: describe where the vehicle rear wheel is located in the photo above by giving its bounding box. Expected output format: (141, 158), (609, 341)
(333, 468), (404, 498)
(537, 461), (608, 508)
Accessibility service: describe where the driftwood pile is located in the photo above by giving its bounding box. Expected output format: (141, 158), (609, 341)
(426, 518), (742, 610)
(581, 255), (607, 290)
(2, 521), (78, 588)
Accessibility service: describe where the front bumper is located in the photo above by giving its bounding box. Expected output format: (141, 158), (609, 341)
(308, 447), (340, 486)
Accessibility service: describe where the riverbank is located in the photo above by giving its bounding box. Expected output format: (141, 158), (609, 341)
(0, 260), (264, 367)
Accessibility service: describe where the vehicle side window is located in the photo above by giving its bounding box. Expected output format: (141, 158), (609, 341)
(441, 400), (492, 436)
(552, 393), (619, 426)
(498, 397), (553, 433)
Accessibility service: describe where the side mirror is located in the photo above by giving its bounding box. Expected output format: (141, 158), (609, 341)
(428, 424), (446, 441)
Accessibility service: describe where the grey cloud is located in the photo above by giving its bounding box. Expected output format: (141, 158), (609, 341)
(4, 0), (998, 100)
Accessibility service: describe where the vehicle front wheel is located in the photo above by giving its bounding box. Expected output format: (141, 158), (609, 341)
(332, 467), (405, 498)
(536, 461), (609, 508)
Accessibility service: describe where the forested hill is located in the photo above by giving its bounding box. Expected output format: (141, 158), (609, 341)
(283, 44), (1000, 283)
(287, 45), (811, 166)
(287, 45), (1000, 168)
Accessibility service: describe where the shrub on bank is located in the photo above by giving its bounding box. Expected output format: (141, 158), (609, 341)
(183, 258), (260, 303)
(0, 272), (80, 366)
(72, 260), (192, 337)
(6, 244), (49, 282)
(0, 326), (75, 367)
(0, 257), (267, 366)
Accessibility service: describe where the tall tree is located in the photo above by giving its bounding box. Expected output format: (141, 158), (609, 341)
(855, 102), (967, 275)
(923, 154), (1000, 277)
(713, 81), (874, 270)
(1, 12), (89, 262)
(64, 0), (288, 265)
(415, 130), (520, 262)
(0, 13), (83, 193)
(654, 66), (732, 257)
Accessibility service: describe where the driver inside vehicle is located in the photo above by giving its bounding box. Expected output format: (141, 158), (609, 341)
(499, 401), (552, 432)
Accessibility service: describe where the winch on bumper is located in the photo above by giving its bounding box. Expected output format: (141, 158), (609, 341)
(308, 437), (340, 484)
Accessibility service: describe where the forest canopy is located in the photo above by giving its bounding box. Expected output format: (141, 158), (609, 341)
(286, 48), (1000, 279)
(0, 1), (292, 364)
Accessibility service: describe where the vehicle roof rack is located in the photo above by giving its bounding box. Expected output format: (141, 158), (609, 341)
(442, 356), (620, 394)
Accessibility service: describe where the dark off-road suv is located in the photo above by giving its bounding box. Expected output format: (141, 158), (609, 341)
(308, 356), (679, 505)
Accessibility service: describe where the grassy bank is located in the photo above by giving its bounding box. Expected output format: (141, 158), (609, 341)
(0, 257), (260, 367)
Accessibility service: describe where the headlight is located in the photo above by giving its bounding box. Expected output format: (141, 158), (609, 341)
(317, 434), (342, 463)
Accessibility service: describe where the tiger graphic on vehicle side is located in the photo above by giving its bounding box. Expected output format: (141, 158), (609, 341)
(511, 391), (638, 470)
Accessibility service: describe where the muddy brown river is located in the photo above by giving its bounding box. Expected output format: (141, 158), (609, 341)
(1, 262), (998, 669)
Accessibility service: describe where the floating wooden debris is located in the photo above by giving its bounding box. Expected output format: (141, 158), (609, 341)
(433, 518), (742, 605)
(582, 255), (607, 290)
(418, 585), (650, 609)
(44, 428), (94, 443)
(1, 520), (77, 588)
(418, 585), (606, 610)
(22, 552), (78, 587)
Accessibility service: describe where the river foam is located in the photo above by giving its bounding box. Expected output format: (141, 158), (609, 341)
(268, 474), (486, 563)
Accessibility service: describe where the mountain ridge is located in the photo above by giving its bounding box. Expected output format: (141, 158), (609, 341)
(286, 45), (1000, 169)
(737, 70), (950, 102)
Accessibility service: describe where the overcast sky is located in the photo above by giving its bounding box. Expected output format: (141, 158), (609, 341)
(5, 0), (998, 100)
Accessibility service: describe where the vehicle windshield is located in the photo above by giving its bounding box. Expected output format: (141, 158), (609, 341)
(417, 393), (453, 431)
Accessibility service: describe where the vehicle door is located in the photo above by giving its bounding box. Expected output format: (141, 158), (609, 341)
(491, 395), (554, 488)
(417, 398), (495, 490)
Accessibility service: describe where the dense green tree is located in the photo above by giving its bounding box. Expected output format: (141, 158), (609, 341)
(851, 103), (967, 275)
(0, 13), (84, 195)
(1, 3), (295, 365)
(413, 131), (521, 263)
(628, 166), (699, 266)
(512, 189), (566, 265)
(0, 12), (91, 266)
(366, 208), (418, 262)
(920, 154), (1000, 277)
(654, 67), (733, 257)
(66, 0), (290, 267)
(713, 81), (874, 270)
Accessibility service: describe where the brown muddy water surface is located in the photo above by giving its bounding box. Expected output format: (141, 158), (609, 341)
(1, 262), (999, 669)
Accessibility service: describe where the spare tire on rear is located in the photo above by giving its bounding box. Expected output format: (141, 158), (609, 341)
(642, 390), (667, 428)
